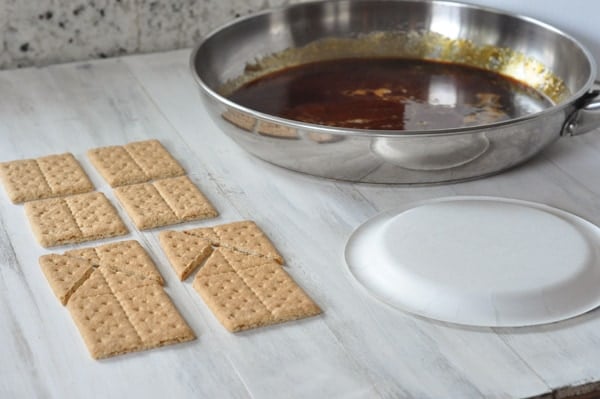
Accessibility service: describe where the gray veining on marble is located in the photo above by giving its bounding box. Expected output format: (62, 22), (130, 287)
(0, 0), (303, 70)
(2, 0), (598, 71)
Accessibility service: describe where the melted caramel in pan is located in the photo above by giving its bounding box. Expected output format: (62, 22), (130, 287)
(228, 58), (553, 131)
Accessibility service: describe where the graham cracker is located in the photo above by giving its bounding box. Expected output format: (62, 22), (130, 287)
(160, 221), (281, 280)
(40, 240), (194, 359)
(70, 268), (113, 300)
(114, 182), (178, 230)
(154, 176), (217, 221)
(159, 230), (213, 280)
(87, 140), (184, 187)
(213, 245), (273, 272)
(87, 146), (147, 187)
(64, 191), (128, 239)
(115, 176), (217, 230)
(68, 293), (143, 359)
(39, 254), (95, 305)
(58, 241), (163, 303)
(0, 153), (94, 203)
(25, 197), (81, 247)
(100, 266), (160, 293)
(193, 247), (321, 332)
(64, 247), (100, 265)
(68, 280), (194, 359)
(94, 240), (164, 285)
(236, 261), (321, 324)
(36, 154), (94, 197)
(194, 247), (235, 278)
(198, 221), (283, 263)
(124, 140), (185, 181)
(185, 226), (219, 245)
(24, 192), (128, 248)
(193, 270), (272, 332)
(213, 221), (283, 263)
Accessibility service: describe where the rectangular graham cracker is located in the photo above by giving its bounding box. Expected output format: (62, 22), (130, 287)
(41, 240), (195, 359)
(193, 248), (321, 332)
(0, 153), (94, 203)
(114, 176), (217, 230)
(87, 139), (185, 187)
(25, 192), (128, 247)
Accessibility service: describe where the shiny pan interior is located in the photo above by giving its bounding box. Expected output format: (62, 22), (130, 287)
(191, 0), (598, 184)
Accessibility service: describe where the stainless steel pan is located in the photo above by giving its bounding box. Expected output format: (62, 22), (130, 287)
(190, 0), (600, 184)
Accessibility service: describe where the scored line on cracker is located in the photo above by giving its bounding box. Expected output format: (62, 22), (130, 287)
(159, 221), (281, 280)
(87, 139), (185, 187)
(0, 153), (94, 203)
(115, 175), (218, 230)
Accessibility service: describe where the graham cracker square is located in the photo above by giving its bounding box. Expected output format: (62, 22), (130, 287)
(36, 154), (94, 197)
(68, 293), (143, 359)
(193, 248), (321, 332)
(124, 140), (185, 182)
(25, 192), (128, 247)
(153, 176), (217, 221)
(25, 197), (82, 247)
(87, 140), (185, 187)
(193, 270), (273, 332)
(236, 262), (322, 323)
(114, 183), (178, 229)
(114, 176), (217, 230)
(116, 285), (195, 348)
(0, 153), (94, 203)
(87, 146), (147, 188)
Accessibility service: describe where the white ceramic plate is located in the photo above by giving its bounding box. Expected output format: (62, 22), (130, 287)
(345, 196), (600, 327)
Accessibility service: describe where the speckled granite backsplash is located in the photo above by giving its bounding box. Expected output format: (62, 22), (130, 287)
(0, 0), (303, 70)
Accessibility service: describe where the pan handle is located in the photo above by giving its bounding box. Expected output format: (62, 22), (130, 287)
(562, 81), (600, 136)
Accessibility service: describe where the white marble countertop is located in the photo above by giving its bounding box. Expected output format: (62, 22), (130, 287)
(2, 49), (600, 399)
